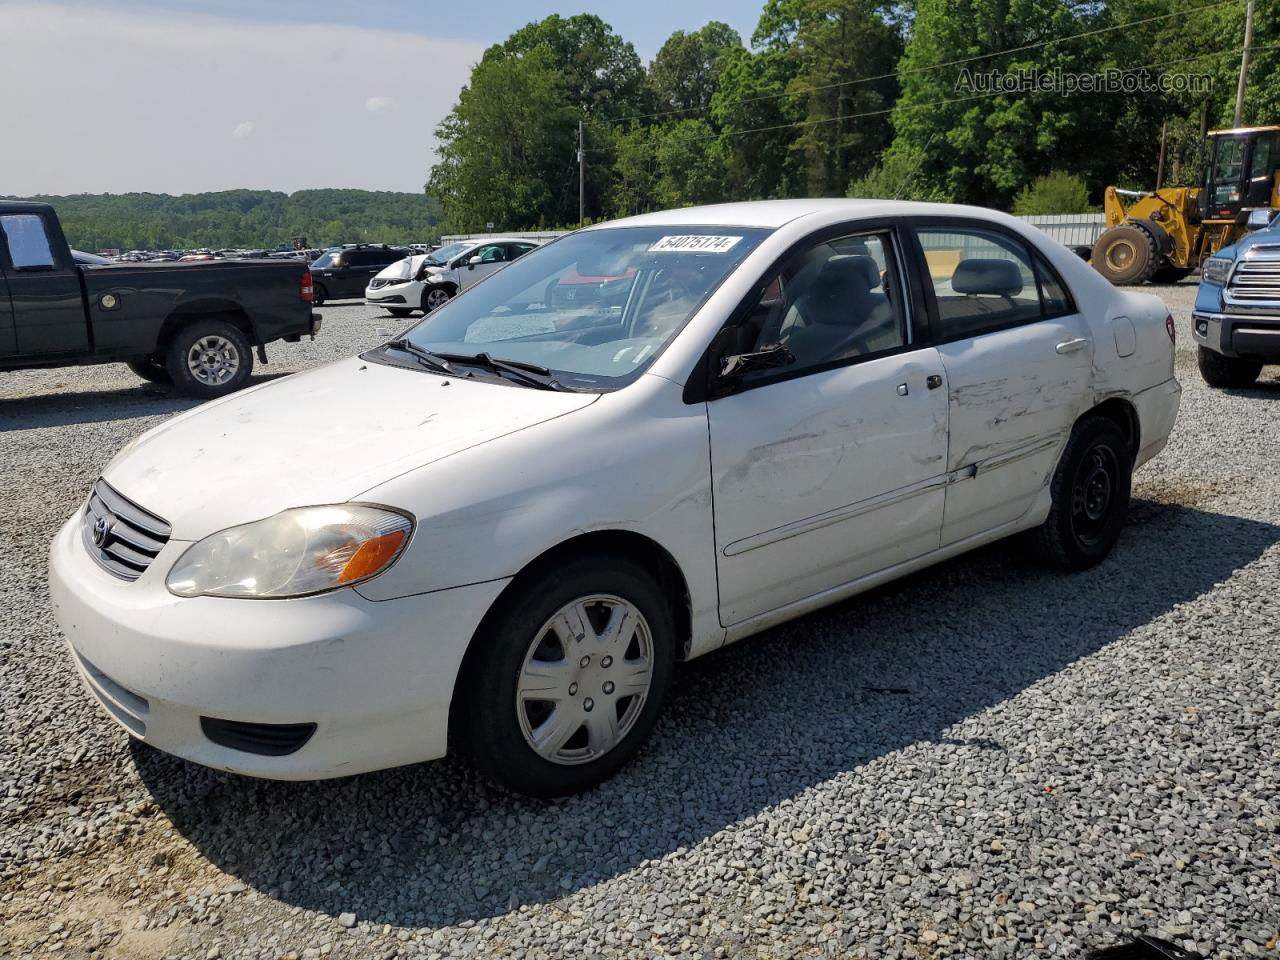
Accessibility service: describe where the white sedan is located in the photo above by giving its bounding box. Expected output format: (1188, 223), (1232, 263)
(49, 200), (1181, 797)
(365, 238), (541, 317)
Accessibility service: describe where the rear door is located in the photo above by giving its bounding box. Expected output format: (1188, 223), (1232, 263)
(0, 211), (89, 357)
(910, 222), (1094, 546)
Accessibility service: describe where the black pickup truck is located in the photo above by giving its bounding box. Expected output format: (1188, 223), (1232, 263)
(0, 201), (321, 398)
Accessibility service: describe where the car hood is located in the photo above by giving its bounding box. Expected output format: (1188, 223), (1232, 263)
(102, 357), (598, 539)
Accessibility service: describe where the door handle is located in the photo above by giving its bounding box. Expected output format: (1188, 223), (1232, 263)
(1055, 337), (1089, 354)
(926, 374), (942, 389)
(896, 383), (909, 396)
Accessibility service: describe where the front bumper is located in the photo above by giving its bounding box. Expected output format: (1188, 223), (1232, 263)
(1192, 310), (1280, 361)
(48, 513), (509, 780)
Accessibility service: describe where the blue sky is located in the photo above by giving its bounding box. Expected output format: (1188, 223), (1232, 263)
(1, 1), (761, 196)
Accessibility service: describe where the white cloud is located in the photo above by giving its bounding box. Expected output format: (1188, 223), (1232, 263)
(365, 96), (393, 114)
(0, 4), (483, 194)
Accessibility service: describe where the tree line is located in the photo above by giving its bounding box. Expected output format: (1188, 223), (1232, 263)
(4, 190), (443, 252)
(427, 1), (1280, 233)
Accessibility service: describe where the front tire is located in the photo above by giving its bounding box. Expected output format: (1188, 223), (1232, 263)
(126, 358), (173, 386)
(1198, 346), (1262, 388)
(164, 319), (253, 399)
(1037, 416), (1132, 570)
(1092, 225), (1157, 285)
(422, 286), (451, 313)
(456, 556), (675, 797)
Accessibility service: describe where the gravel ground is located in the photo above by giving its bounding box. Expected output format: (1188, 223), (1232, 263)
(2, 284), (1278, 960)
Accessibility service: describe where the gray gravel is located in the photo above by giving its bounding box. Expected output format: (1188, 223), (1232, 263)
(2, 284), (1278, 959)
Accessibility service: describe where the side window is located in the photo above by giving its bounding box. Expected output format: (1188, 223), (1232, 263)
(739, 231), (907, 380)
(509, 243), (536, 259)
(477, 245), (506, 264)
(1034, 254), (1075, 318)
(1, 215), (56, 269)
(915, 227), (1041, 339)
(1251, 135), (1274, 179)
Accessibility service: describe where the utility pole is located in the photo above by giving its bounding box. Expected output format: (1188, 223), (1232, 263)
(578, 119), (586, 225)
(1233, 0), (1256, 127)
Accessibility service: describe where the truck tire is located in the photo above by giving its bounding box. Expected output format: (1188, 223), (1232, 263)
(125, 359), (173, 386)
(164, 318), (254, 399)
(312, 283), (328, 307)
(1092, 224), (1158, 285)
(1198, 345), (1262, 388)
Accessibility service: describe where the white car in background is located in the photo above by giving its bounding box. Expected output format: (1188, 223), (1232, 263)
(50, 199), (1180, 798)
(365, 237), (542, 317)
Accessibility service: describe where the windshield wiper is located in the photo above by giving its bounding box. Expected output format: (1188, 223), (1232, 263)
(384, 339), (455, 375)
(436, 351), (569, 391)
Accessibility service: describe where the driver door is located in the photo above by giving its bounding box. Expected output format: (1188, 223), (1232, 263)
(707, 227), (950, 626)
(458, 244), (506, 291)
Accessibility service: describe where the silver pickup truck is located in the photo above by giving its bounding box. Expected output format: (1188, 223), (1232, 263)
(1193, 209), (1280, 387)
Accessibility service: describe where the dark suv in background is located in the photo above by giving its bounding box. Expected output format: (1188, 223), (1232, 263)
(310, 244), (411, 305)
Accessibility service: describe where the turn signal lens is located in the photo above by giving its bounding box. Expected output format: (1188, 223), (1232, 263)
(339, 529), (407, 583)
(167, 505), (413, 599)
(1165, 313), (1176, 342)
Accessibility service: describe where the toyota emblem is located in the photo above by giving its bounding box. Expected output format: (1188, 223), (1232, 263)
(91, 515), (114, 548)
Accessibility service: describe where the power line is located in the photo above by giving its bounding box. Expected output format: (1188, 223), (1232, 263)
(588, 44), (1279, 154)
(591, 0), (1244, 130)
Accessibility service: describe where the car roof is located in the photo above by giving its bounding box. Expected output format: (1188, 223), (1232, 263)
(590, 198), (1024, 231)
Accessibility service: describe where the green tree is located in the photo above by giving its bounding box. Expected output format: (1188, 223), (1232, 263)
(1012, 170), (1093, 214)
(427, 50), (577, 233)
(649, 22), (743, 117)
(610, 125), (659, 217)
(847, 142), (952, 201)
(712, 46), (805, 200)
(654, 119), (730, 207)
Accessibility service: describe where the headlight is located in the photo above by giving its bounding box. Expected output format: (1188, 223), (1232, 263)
(166, 505), (413, 599)
(1201, 257), (1232, 285)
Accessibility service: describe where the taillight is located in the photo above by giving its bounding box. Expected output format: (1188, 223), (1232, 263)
(301, 270), (314, 303)
(1165, 313), (1176, 342)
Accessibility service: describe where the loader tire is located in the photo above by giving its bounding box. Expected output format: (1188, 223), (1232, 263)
(1092, 224), (1158, 286)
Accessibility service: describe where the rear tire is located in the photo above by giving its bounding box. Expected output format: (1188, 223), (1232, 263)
(1037, 416), (1132, 570)
(126, 359), (173, 386)
(1092, 225), (1157, 285)
(164, 318), (253, 399)
(1198, 346), (1262, 388)
(312, 283), (328, 307)
(456, 555), (675, 797)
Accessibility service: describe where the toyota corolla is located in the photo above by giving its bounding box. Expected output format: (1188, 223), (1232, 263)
(49, 200), (1181, 797)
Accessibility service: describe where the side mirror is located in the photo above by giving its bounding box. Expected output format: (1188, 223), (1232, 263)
(1245, 209), (1275, 231)
(468, 256), (482, 268)
(719, 341), (795, 379)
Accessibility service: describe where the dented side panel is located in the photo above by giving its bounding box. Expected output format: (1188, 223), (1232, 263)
(707, 349), (950, 625)
(937, 314), (1095, 545)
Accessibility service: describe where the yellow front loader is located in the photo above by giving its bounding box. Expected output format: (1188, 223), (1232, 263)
(1091, 126), (1280, 285)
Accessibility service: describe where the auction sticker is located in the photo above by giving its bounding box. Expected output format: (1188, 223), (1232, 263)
(649, 235), (743, 253)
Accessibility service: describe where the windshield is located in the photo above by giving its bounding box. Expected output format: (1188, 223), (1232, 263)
(394, 226), (769, 390)
(426, 241), (471, 265)
(311, 250), (336, 268)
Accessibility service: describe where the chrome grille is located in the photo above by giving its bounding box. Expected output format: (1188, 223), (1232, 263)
(1228, 247), (1280, 301)
(81, 479), (171, 581)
